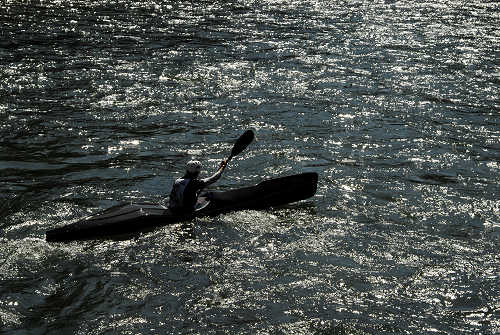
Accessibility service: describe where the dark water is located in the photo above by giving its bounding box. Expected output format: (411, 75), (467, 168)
(1, 0), (499, 334)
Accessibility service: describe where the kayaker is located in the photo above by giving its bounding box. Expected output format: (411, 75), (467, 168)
(169, 159), (227, 214)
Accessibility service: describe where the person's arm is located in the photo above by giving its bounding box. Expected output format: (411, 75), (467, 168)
(200, 160), (227, 187)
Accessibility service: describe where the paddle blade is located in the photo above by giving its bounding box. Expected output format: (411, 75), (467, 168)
(229, 130), (254, 160)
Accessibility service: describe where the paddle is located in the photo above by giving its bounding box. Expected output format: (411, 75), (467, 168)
(226, 129), (254, 163)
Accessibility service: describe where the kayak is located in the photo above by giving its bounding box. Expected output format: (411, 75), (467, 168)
(46, 172), (318, 242)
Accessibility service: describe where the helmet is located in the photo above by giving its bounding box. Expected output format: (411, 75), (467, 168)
(186, 160), (202, 174)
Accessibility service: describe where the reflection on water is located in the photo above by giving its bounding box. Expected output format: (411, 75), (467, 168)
(1, 0), (499, 334)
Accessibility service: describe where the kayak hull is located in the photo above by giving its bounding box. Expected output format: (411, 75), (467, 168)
(45, 172), (318, 242)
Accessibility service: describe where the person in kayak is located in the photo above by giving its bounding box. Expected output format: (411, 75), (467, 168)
(169, 159), (227, 214)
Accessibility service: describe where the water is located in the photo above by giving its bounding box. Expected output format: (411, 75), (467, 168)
(1, 0), (499, 334)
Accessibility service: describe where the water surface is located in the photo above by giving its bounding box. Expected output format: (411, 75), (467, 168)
(1, 0), (499, 334)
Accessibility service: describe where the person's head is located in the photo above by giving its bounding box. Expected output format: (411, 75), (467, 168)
(185, 160), (201, 178)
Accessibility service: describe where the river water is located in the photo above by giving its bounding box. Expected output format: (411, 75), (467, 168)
(1, 0), (499, 334)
